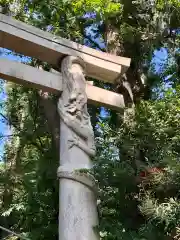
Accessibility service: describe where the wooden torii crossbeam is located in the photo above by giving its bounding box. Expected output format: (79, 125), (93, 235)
(0, 13), (131, 240)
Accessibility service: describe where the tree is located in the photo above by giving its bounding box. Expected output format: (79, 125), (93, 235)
(94, 86), (180, 239)
(1, 0), (180, 239)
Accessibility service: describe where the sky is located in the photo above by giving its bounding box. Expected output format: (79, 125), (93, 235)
(153, 48), (168, 72)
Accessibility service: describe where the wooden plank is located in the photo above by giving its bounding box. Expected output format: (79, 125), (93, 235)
(0, 58), (125, 110)
(0, 13), (131, 83)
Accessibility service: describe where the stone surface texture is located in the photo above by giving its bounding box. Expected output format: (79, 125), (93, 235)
(0, 13), (131, 83)
(57, 56), (99, 240)
(0, 58), (125, 111)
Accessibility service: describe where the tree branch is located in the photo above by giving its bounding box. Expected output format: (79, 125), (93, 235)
(84, 34), (106, 52)
(0, 225), (29, 240)
(0, 113), (9, 124)
(0, 134), (19, 138)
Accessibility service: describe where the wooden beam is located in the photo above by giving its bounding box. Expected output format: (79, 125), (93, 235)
(0, 58), (125, 110)
(0, 13), (130, 83)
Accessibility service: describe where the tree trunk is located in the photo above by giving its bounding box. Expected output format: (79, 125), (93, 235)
(105, 22), (147, 173)
(105, 22), (149, 106)
(38, 92), (60, 151)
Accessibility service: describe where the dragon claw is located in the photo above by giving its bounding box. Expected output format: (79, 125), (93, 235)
(67, 135), (79, 149)
(67, 139), (74, 149)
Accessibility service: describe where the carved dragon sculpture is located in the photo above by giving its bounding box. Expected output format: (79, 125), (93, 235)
(58, 56), (96, 157)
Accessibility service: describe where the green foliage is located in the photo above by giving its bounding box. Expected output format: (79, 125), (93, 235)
(92, 87), (180, 239)
(1, 0), (180, 240)
(71, 0), (122, 20)
(156, 0), (180, 9)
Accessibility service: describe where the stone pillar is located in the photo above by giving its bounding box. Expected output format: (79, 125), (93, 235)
(57, 56), (99, 240)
